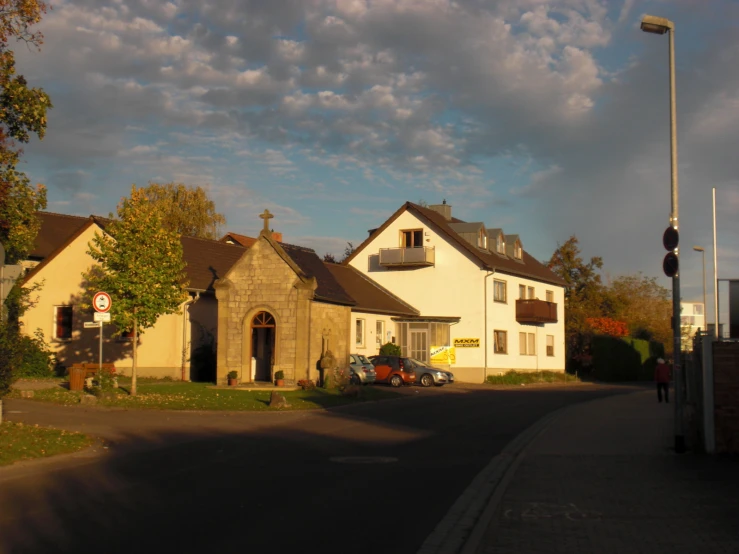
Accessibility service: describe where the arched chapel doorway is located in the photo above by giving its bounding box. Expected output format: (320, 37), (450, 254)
(251, 311), (276, 382)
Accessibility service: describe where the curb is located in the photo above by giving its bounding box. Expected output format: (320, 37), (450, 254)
(416, 405), (569, 554)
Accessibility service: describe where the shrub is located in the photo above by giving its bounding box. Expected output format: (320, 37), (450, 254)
(0, 324), (22, 397)
(15, 330), (56, 378)
(227, 370), (238, 380)
(274, 370), (285, 380)
(379, 342), (401, 356)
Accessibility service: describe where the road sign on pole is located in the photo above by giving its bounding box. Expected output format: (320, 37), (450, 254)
(93, 312), (111, 323)
(92, 291), (112, 313)
(84, 321), (101, 329)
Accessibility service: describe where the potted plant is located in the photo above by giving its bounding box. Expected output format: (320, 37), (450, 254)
(227, 370), (239, 386)
(274, 370), (285, 387)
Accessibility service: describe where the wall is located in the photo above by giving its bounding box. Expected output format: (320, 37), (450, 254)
(21, 224), (194, 379)
(712, 342), (739, 453)
(308, 302), (352, 383)
(348, 210), (565, 382)
(349, 312), (396, 358)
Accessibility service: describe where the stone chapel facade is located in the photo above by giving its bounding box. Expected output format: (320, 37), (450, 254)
(214, 216), (354, 385)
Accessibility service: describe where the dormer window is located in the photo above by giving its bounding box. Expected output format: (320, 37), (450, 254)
(514, 241), (522, 259)
(496, 234), (505, 254)
(478, 229), (487, 249)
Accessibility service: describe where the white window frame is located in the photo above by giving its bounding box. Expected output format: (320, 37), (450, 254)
(356, 319), (366, 348)
(546, 335), (554, 357)
(519, 285), (526, 299)
(376, 320), (385, 347)
(494, 330), (507, 354)
(546, 290), (554, 302)
(527, 286), (535, 299)
(494, 280), (507, 303)
(53, 305), (73, 341)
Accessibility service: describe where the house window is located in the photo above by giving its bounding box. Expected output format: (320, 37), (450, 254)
(496, 234), (505, 254)
(401, 229), (423, 248)
(356, 319), (365, 348)
(479, 229), (487, 249)
(514, 241), (522, 259)
(519, 285), (526, 299)
(527, 286), (535, 299)
(54, 306), (73, 340)
(494, 330), (507, 354)
(376, 320), (385, 347)
(494, 280), (507, 303)
(546, 290), (554, 302)
(117, 327), (135, 342)
(693, 304), (703, 315)
(546, 335), (554, 357)
(519, 332), (536, 355)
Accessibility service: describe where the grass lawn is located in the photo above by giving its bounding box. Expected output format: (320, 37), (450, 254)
(0, 422), (94, 467)
(486, 370), (580, 386)
(8, 381), (402, 411)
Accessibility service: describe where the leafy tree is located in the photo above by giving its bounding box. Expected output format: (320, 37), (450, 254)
(0, 0), (51, 409)
(86, 185), (189, 396)
(323, 252), (338, 263)
(139, 182), (226, 239)
(606, 273), (671, 352)
(341, 242), (355, 263)
(547, 236), (606, 358)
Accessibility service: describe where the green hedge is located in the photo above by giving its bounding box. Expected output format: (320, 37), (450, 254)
(591, 336), (665, 382)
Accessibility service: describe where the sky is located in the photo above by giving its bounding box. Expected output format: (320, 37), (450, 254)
(12, 0), (739, 326)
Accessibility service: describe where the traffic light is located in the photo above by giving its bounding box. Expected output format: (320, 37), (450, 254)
(662, 226), (679, 278)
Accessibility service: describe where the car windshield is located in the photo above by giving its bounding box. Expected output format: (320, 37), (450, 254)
(357, 355), (372, 364)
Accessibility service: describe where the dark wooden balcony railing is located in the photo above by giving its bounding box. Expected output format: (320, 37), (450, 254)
(516, 299), (558, 324)
(379, 246), (435, 267)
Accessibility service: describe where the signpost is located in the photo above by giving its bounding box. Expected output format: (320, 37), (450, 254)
(92, 292), (112, 375)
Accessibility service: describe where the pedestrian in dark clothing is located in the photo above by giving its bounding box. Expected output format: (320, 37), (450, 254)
(655, 358), (671, 403)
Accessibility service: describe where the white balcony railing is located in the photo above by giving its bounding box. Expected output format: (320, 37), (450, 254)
(378, 246), (435, 267)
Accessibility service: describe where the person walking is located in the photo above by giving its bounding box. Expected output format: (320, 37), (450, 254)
(654, 357), (671, 403)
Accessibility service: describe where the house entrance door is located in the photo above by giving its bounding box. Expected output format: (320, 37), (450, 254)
(410, 330), (428, 363)
(251, 312), (276, 381)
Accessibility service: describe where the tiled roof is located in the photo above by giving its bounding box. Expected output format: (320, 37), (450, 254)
(181, 237), (246, 291)
(280, 243), (355, 306)
(29, 212), (92, 259)
(219, 232), (258, 248)
(325, 263), (418, 316)
(344, 202), (566, 286)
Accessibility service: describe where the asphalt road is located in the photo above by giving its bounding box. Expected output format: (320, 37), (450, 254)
(0, 383), (639, 554)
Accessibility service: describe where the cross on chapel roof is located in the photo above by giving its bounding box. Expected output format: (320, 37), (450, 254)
(259, 209), (274, 234)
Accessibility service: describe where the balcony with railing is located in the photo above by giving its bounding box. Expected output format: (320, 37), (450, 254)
(516, 299), (558, 324)
(379, 246), (435, 268)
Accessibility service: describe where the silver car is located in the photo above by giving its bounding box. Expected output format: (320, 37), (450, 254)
(410, 358), (455, 387)
(348, 354), (377, 384)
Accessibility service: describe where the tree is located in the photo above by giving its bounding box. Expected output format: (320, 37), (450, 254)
(86, 185), (189, 396)
(606, 273), (671, 352)
(0, 0), (51, 410)
(139, 182), (226, 239)
(323, 253), (338, 263)
(547, 236), (606, 358)
(341, 242), (355, 263)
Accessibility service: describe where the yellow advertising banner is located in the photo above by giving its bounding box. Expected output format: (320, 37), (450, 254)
(430, 345), (456, 365)
(453, 338), (480, 348)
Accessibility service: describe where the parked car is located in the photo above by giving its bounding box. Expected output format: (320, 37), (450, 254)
(370, 355), (417, 387)
(348, 354), (376, 385)
(409, 358), (455, 387)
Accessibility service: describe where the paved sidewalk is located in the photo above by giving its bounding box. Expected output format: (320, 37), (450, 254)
(473, 389), (739, 554)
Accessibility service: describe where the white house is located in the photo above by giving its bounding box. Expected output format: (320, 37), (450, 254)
(344, 202), (567, 383)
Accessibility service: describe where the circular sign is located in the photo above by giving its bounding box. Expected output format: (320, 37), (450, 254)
(663, 227), (679, 251)
(663, 252), (679, 278)
(92, 291), (112, 313)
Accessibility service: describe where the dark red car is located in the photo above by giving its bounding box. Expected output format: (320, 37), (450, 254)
(370, 355), (416, 387)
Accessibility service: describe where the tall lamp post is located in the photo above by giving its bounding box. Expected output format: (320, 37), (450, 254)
(693, 246), (707, 332)
(641, 14), (685, 453)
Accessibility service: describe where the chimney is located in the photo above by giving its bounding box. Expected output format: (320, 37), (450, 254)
(271, 232), (283, 242)
(428, 199), (452, 221)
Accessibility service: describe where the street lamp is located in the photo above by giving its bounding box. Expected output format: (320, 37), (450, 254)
(641, 14), (685, 453)
(693, 246), (707, 332)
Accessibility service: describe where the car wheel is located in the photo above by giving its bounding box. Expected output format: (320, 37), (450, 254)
(351, 374), (361, 385)
(420, 373), (434, 387)
(390, 375), (402, 388)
